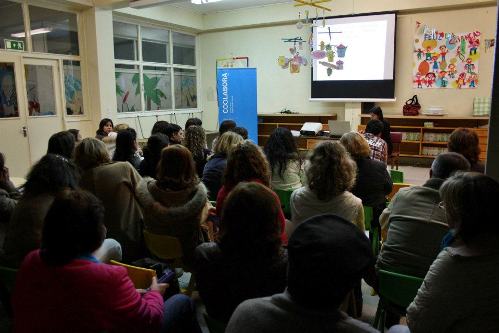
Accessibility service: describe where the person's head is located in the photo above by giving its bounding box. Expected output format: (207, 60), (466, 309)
(67, 129), (82, 144)
(40, 190), (106, 266)
(224, 141), (270, 188)
(430, 152), (470, 180)
(340, 131), (371, 160)
(0, 152), (6, 182)
(165, 123), (184, 144)
(0, 152), (4, 170)
(74, 138), (111, 171)
(287, 214), (373, 310)
(264, 127), (299, 178)
(213, 131), (244, 155)
(369, 106), (384, 121)
(232, 127), (248, 140)
(306, 141), (356, 201)
(365, 119), (384, 137)
(47, 131), (76, 160)
(113, 128), (138, 162)
(185, 117), (202, 130)
(157, 145), (198, 190)
(114, 123), (129, 132)
(24, 154), (79, 196)
(219, 120), (236, 135)
(151, 120), (169, 136)
(448, 128), (481, 166)
(440, 173), (499, 244)
(142, 134), (169, 177)
(184, 125), (206, 160)
(219, 182), (282, 258)
(96, 118), (113, 136)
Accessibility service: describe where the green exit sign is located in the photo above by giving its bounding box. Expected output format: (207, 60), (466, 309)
(4, 39), (24, 51)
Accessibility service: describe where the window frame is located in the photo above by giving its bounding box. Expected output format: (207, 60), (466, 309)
(113, 17), (199, 117)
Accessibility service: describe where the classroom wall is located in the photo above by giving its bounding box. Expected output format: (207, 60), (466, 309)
(199, 4), (497, 131)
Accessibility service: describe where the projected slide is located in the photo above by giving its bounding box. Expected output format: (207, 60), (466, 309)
(312, 14), (395, 81)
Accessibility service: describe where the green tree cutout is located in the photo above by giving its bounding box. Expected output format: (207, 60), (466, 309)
(132, 73), (167, 110)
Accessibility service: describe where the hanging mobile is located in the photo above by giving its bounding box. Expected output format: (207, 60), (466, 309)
(322, 9), (326, 28)
(296, 12), (304, 30)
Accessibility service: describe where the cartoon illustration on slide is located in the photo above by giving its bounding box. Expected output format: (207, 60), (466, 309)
(413, 24), (480, 89)
(315, 42), (348, 76)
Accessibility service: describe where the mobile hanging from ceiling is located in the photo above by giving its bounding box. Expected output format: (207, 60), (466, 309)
(294, 0), (332, 12)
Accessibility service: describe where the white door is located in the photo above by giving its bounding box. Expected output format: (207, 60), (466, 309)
(0, 53), (30, 177)
(22, 58), (64, 165)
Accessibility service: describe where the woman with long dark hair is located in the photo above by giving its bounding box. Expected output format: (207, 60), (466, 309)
(195, 182), (287, 322)
(95, 118), (114, 140)
(47, 131), (76, 160)
(369, 106), (392, 156)
(264, 127), (303, 190)
(113, 128), (142, 170)
(139, 133), (169, 179)
(184, 125), (211, 178)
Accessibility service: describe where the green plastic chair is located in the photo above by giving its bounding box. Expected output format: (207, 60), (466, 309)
(203, 312), (227, 333)
(274, 189), (294, 219)
(373, 270), (424, 332)
(390, 170), (404, 184)
(363, 206), (380, 256)
(0, 266), (18, 318)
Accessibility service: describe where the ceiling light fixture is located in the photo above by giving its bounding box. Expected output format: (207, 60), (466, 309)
(191, 0), (223, 4)
(11, 27), (52, 38)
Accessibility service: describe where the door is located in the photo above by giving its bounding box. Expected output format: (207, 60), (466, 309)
(0, 53), (30, 177)
(22, 58), (64, 165)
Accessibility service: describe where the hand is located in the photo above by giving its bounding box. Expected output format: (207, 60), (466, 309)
(149, 276), (168, 296)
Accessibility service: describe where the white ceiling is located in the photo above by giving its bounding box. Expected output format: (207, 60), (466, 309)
(171, 0), (293, 14)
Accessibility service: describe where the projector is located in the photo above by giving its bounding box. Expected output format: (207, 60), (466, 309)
(300, 122), (323, 136)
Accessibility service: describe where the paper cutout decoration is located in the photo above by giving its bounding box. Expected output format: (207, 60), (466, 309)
(278, 38), (309, 74)
(413, 24), (480, 89)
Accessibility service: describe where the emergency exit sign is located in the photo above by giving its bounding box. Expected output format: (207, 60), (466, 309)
(4, 39), (24, 51)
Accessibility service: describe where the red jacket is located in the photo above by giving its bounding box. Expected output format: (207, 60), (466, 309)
(13, 250), (164, 333)
(216, 180), (288, 245)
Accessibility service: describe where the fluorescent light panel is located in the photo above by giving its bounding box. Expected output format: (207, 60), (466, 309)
(191, 0), (224, 4)
(11, 27), (52, 38)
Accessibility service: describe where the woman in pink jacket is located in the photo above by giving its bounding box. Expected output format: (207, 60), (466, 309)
(13, 189), (200, 333)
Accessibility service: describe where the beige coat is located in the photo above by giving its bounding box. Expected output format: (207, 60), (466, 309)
(79, 162), (144, 261)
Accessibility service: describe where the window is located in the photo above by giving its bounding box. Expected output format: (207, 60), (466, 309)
(63, 60), (84, 115)
(0, 1), (25, 50)
(113, 19), (197, 113)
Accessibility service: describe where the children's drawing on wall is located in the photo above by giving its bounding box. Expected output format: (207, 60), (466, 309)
(0, 63), (18, 118)
(278, 37), (308, 74)
(413, 23), (480, 89)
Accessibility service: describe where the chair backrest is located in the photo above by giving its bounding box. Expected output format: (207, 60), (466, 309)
(363, 206), (373, 231)
(143, 230), (183, 262)
(203, 312), (227, 333)
(390, 132), (402, 144)
(0, 266), (17, 294)
(274, 189), (294, 218)
(390, 170), (404, 183)
(109, 260), (156, 289)
(387, 183), (411, 201)
(378, 269), (424, 308)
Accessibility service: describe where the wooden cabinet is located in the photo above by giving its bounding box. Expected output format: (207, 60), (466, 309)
(359, 115), (489, 161)
(258, 113), (337, 149)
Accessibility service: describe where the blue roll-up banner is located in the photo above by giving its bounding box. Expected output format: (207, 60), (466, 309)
(216, 68), (257, 142)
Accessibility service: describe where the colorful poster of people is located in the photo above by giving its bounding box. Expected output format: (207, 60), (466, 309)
(413, 23), (480, 89)
(0, 63), (19, 118)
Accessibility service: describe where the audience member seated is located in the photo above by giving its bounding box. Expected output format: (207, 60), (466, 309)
(211, 119), (236, 150)
(0, 153), (20, 225)
(226, 214), (377, 333)
(151, 120), (169, 136)
(137, 145), (209, 268)
(1, 155), (78, 267)
(184, 125), (211, 178)
(95, 118), (114, 141)
(448, 127), (485, 173)
(165, 123), (184, 145)
(202, 131), (243, 201)
(363, 119), (388, 164)
(139, 134), (169, 179)
(264, 127), (304, 191)
(403, 173), (499, 333)
(369, 106), (392, 157)
(216, 141), (287, 244)
(13, 189), (199, 333)
(113, 128), (142, 171)
(289, 141), (364, 235)
(47, 131), (76, 160)
(194, 182), (287, 323)
(232, 127), (248, 140)
(185, 117), (202, 129)
(377, 152), (470, 278)
(68, 128), (82, 145)
(75, 138), (144, 262)
(340, 131), (392, 219)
